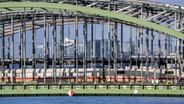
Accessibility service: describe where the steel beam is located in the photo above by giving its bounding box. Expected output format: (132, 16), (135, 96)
(123, 8), (137, 14)
(11, 14), (14, 84)
(2, 20), (5, 82)
(165, 34), (168, 83)
(108, 2), (111, 82)
(129, 26), (132, 83)
(90, 18), (94, 83)
(146, 29), (149, 82)
(116, 6), (132, 13)
(101, 20), (105, 83)
(23, 13), (26, 84)
(52, 14), (57, 83)
(121, 23), (124, 82)
(138, 28), (141, 69)
(44, 13), (47, 84)
(87, 2), (98, 7)
(32, 14), (36, 82)
(114, 3), (118, 83)
(21, 15), (24, 84)
(158, 33), (161, 80)
(83, 17), (87, 82)
(151, 30), (154, 69)
(146, 11), (167, 21)
(75, 15), (78, 83)
(7, 28), (10, 59)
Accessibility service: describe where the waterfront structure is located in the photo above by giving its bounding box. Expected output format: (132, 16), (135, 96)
(0, 0), (183, 87)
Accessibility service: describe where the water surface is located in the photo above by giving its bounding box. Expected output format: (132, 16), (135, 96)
(0, 96), (184, 104)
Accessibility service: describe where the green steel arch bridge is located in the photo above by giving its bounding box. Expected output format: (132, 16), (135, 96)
(0, 0), (184, 86)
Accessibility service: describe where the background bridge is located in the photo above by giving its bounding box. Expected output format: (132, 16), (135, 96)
(0, 0), (184, 85)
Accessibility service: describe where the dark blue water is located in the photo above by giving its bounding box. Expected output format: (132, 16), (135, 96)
(0, 96), (184, 104)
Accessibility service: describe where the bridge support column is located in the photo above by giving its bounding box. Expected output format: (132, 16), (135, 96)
(83, 17), (87, 82)
(107, 2), (111, 83)
(129, 26), (132, 83)
(74, 15), (78, 83)
(52, 14), (57, 83)
(90, 18), (94, 83)
(158, 33), (162, 82)
(11, 15), (14, 84)
(0, 20), (4, 83)
(121, 23), (124, 83)
(146, 29), (149, 82)
(32, 14), (36, 82)
(23, 13), (27, 84)
(113, 21), (118, 82)
(20, 15), (24, 84)
(101, 20), (105, 83)
(138, 28), (141, 83)
(165, 34), (168, 84)
(44, 13), (47, 84)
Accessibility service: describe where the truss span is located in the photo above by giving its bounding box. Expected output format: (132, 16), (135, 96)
(0, 2), (183, 40)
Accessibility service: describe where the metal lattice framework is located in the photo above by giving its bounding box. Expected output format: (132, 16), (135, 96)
(0, 1), (184, 85)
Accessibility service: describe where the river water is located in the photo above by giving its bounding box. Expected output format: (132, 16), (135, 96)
(0, 96), (184, 104)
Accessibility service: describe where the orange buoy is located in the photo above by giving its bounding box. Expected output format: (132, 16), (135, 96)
(68, 90), (75, 97)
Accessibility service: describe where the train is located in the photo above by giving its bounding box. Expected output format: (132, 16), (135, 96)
(0, 66), (184, 84)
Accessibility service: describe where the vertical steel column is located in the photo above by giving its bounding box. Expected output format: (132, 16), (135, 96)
(75, 15), (78, 83)
(75, 1), (78, 82)
(83, 17), (87, 82)
(151, 30), (154, 69)
(108, 2), (111, 82)
(140, 6), (144, 83)
(60, 12), (64, 83)
(138, 29), (141, 69)
(175, 38), (178, 84)
(121, 23), (124, 82)
(129, 26), (132, 83)
(174, 12), (178, 83)
(178, 10), (182, 81)
(146, 29), (149, 82)
(135, 28), (138, 83)
(54, 15), (57, 83)
(20, 15), (24, 84)
(165, 35), (168, 83)
(101, 20), (105, 82)
(2, 20), (5, 82)
(23, 13), (26, 83)
(93, 21), (96, 83)
(91, 18), (94, 82)
(7, 27), (10, 59)
(11, 14), (14, 84)
(0, 20), (2, 83)
(113, 21), (118, 82)
(44, 13), (47, 84)
(151, 30), (154, 83)
(19, 28), (21, 69)
(46, 22), (49, 68)
(52, 14), (57, 83)
(158, 33), (161, 80)
(32, 14), (36, 82)
(138, 28), (141, 83)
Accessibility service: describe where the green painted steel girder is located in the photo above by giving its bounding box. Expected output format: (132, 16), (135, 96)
(0, 2), (183, 40)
